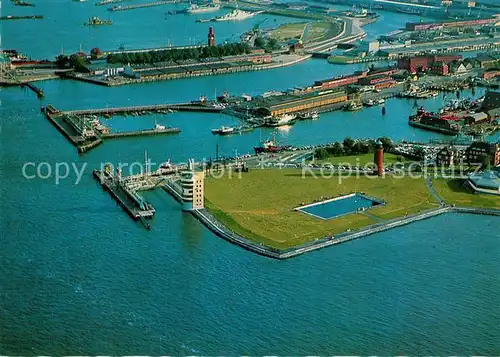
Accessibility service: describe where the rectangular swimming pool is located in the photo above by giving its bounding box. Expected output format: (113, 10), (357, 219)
(296, 193), (383, 220)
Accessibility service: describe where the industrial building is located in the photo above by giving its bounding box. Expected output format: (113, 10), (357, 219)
(254, 90), (348, 116)
(397, 55), (462, 73)
(405, 18), (499, 31)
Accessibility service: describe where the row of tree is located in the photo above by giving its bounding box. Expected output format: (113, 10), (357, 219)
(107, 43), (252, 64)
(55, 54), (90, 73)
(314, 137), (394, 160)
(253, 37), (280, 52)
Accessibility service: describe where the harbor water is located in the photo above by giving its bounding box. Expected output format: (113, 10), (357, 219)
(1, 0), (499, 354)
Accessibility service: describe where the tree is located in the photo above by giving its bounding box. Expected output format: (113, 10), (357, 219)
(90, 47), (102, 60)
(479, 154), (491, 170)
(343, 137), (355, 155)
(379, 137), (394, 152)
(267, 38), (279, 50)
(314, 148), (329, 160)
(55, 54), (70, 68)
(254, 37), (266, 49)
(69, 54), (89, 73)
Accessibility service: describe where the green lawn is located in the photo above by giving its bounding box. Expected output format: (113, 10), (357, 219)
(311, 153), (408, 166)
(303, 21), (342, 43)
(205, 169), (439, 249)
(270, 22), (308, 41)
(433, 178), (500, 209)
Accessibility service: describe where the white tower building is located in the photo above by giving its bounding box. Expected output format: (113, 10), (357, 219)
(180, 159), (205, 211)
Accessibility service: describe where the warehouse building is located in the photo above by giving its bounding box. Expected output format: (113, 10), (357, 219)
(254, 90), (348, 116)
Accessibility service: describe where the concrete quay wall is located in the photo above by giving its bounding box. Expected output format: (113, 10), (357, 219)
(189, 205), (499, 260)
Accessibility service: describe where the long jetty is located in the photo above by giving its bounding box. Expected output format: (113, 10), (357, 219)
(92, 170), (155, 229)
(0, 15), (43, 20)
(109, 0), (179, 11)
(23, 82), (44, 97)
(102, 127), (180, 139)
(65, 103), (222, 116)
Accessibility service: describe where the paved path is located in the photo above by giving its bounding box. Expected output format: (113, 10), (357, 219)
(426, 177), (446, 207)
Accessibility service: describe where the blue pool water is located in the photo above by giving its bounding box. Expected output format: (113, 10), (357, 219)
(298, 194), (381, 220)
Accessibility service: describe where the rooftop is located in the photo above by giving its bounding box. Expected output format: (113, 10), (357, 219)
(469, 170), (500, 190)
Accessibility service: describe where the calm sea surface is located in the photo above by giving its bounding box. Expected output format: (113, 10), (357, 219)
(1, 1), (499, 354)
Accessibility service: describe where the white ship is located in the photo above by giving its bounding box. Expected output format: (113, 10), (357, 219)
(186, 3), (220, 14)
(267, 113), (297, 127)
(214, 9), (260, 21)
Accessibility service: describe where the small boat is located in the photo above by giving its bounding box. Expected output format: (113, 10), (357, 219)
(376, 98), (385, 105)
(212, 126), (234, 135)
(298, 111), (319, 120)
(153, 118), (166, 131)
(345, 101), (363, 111)
(363, 99), (374, 107)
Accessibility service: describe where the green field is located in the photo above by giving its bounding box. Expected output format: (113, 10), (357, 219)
(433, 178), (500, 209)
(270, 21), (342, 44)
(205, 169), (439, 249)
(303, 21), (342, 43)
(270, 22), (308, 42)
(311, 153), (407, 166)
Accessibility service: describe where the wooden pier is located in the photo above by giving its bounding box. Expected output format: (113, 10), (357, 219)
(23, 82), (44, 97)
(65, 103), (222, 116)
(93, 170), (155, 228)
(109, 0), (179, 11)
(45, 104), (186, 154)
(102, 127), (181, 139)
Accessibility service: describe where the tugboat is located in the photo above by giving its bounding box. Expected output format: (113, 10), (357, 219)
(84, 16), (112, 26)
(254, 134), (290, 154)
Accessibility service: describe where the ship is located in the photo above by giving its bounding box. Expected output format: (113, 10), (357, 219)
(211, 125), (253, 135)
(254, 135), (291, 154)
(213, 9), (259, 21)
(396, 7), (422, 15)
(344, 101), (363, 111)
(186, 3), (220, 14)
(298, 111), (319, 120)
(265, 113), (297, 127)
(84, 16), (112, 26)
(408, 107), (461, 135)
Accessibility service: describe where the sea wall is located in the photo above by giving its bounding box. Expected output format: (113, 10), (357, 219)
(190, 205), (500, 260)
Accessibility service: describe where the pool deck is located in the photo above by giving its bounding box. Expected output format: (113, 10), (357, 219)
(294, 192), (385, 220)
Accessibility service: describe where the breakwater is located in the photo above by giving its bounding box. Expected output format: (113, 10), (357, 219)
(109, 0), (179, 11)
(102, 127), (180, 139)
(0, 15), (43, 20)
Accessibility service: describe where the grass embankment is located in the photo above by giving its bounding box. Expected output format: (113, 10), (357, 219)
(433, 179), (500, 209)
(271, 21), (342, 44)
(205, 169), (439, 249)
(311, 153), (406, 166)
